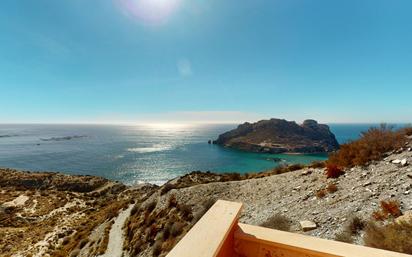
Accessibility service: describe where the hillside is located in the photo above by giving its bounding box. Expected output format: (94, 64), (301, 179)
(213, 119), (340, 153)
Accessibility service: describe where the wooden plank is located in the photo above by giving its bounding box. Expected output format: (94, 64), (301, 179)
(235, 223), (411, 257)
(166, 200), (243, 257)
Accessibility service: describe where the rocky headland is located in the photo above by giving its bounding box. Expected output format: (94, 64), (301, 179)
(212, 119), (340, 154)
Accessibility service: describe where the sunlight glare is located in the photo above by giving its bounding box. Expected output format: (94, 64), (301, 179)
(119, 0), (182, 24)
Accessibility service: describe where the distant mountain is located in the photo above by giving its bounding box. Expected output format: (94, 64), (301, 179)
(213, 118), (340, 154)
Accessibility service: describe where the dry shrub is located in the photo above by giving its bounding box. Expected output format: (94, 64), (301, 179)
(325, 163), (344, 179)
(78, 238), (89, 249)
(326, 183), (338, 193)
(334, 215), (365, 243)
(316, 189), (327, 198)
(260, 214), (291, 231)
(167, 195), (177, 208)
(146, 201), (157, 213)
(380, 200), (402, 218)
(329, 124), (409, 168)
(152, 239), (163, 256)
(69, 249), (80, 257)
(401, 126), (412, 136)
(372, 200), (402, 221)
(287, 164), (304, 172)
(160, 183), (175, 195)
(347, 216), (365, 235)
(364, 221), (412, 254)
(178, 204), (192, 221)
(310, 161), (326, 168)
(334, 231), (353, 243)
(170, 222), (185, 237)
(372, 210), (389, 221)
(202, 198), (216, 211)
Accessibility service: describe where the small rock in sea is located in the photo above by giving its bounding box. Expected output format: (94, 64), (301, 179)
(392, 159), (402, 164)
(401, 159), (408, 166)
(404, 191), (410, 195)
(408, 147), (412, 152)
(300, 220), (317, 231)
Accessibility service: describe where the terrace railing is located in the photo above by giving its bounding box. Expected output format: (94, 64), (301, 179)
(166, 200), (410, 257)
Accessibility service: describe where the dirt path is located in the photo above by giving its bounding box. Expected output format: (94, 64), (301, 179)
(99, 204), (134, 257)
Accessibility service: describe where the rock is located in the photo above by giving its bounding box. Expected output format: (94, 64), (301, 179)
(213, 118), (339, 154)
(407, 173), (412, 179)
(300, 220), (317, 231)
(392, 159), (402, 164)
(401, 159), (408, 166)
(396, 211), (412, 224)
(363, 181), (372, 186)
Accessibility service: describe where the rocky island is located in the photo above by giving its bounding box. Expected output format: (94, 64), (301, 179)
(213, 118), (340, 154)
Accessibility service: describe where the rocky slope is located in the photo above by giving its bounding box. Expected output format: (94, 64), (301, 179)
(213, 119), (339, 153)
(0, 168), (157, 257)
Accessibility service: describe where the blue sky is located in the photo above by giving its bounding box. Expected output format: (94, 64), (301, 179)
(0, 0), (411, 124)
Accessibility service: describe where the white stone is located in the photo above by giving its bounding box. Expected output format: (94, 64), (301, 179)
(392, 159), (401, 164)
(300, 220), (317, 231)
(401, 159), (408, 166)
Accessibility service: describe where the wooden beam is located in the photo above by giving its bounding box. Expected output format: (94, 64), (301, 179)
(235, 223), (411, 257)
(166, 200), (243, 257)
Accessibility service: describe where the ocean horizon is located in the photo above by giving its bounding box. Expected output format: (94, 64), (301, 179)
(0, 123), (405, 185)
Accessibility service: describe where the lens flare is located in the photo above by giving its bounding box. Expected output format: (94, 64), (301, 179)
(119, 0), (182, 24)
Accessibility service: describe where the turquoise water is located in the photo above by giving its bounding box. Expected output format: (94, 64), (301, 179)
(0, 123), (385, 185)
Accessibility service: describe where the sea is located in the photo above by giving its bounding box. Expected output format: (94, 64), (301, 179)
(0, 123), (400, 185)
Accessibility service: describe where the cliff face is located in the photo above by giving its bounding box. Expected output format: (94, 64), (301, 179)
(213, 119), (339, 154)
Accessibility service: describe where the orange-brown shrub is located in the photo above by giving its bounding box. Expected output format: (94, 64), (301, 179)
(325, 164), (344, 178)
(372, 200), (402, 221)
(372, 210), (388, 221)
(326, 183), (338, 193)
(380, 200), (402, 218)
(328, 124), (409, 168)
(316, 189), (327, 198)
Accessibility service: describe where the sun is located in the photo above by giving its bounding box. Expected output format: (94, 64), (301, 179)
(119, 0), (182, 25)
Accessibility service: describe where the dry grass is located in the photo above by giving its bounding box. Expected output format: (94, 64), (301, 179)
(329, 124), (410, 168)
(260, 214), (291, 231)
(364, 220), (412, 254)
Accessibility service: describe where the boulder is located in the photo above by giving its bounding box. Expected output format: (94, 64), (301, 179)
(299, 220), (317, 231)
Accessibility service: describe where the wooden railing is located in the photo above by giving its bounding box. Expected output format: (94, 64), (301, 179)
(166, 200), (411, 257)
(167, 200), (412, 257)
